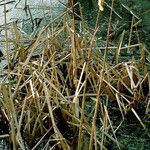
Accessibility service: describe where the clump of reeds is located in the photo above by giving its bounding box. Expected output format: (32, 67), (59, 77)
(0, 1), (150, 150)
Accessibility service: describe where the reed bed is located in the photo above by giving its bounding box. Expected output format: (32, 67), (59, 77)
(0, 2), (150, 150)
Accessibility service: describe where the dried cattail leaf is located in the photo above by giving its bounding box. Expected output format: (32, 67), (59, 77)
(98, 0), (104, 11)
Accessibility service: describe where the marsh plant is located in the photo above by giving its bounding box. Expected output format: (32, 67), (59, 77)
(0, 0), (150, 149)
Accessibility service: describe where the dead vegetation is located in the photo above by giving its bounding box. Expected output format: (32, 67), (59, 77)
(0, 1), (150, 150)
